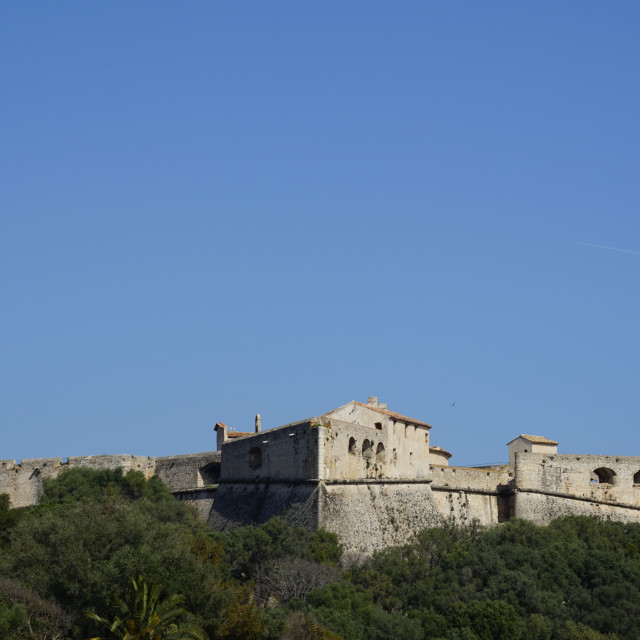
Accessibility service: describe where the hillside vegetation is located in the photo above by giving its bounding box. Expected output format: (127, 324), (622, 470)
(0, 469), (639, 639)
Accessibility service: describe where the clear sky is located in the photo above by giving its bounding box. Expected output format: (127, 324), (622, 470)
(2, 2), (639, 466)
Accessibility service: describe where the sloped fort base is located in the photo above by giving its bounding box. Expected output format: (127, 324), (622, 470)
(207, 479), (500, 557)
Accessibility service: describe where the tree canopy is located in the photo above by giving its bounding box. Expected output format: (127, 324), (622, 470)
(1, 468), (639, 640)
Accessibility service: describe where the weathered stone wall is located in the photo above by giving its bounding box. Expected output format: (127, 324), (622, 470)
(429, 465), (512, 526)
(430, 465), (510, 491)
(324, 404), (430, 480)
(430, 488), (509, 526)
(208, 482), (319, 531)
(508, 438), (557, 470)
(319, 481), (440, 557)
(173, 487), (217, 521)
(513, 491), (640, 525)
(219, 420), (320, 482)
(323, 417), (430, 481)
(0, 455), (156, 508)
(513, 452), (640, 525)
(155, 452), (220, 491)
(514, 453), (640, 501)
(209, 479), (444, 558)
(0, 452), (218, 509)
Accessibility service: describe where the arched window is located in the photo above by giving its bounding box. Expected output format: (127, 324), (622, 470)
(634, 471), (640, 485)
(362, 439), (373, 458)
(248, 447), (262, 470)
(591, 467), (616, 485)
(376, 442), (385, 462)
(348, 437), (357, 455)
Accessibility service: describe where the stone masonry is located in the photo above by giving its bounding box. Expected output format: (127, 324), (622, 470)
(2, 397), (639, 556)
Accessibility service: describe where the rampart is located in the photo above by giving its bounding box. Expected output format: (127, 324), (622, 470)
(513, 453), (640, 525)
(430, 465), (512, 526)
(0, 452), (220, 509)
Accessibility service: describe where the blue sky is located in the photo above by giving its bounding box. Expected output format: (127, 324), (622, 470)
(1, 2), (639, 466)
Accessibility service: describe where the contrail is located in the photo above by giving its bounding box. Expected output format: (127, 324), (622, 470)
(573, 241), (640, 256)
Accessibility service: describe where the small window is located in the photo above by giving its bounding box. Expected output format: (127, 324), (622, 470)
(348, 437), (357, 455)
(362, 439), (373, 458)
(248, 447), (262, 470)
(376, 442), (385, 462)
(633, 471), (640, 484)
(375, 422), (382, 431)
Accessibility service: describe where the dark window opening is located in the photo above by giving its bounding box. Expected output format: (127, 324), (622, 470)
(634, 471), (640, 484)
(375, 422), (382, 430)
(248, 447), (262, 470)
(348, 437), (357, 455)
(198, 462), (220, 487)
(362, 439), (373, 458)
(591, 467), (616, 485)
(376, 442), (385, 462)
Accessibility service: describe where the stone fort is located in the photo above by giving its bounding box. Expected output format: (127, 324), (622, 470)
(2, 396), (640, 556)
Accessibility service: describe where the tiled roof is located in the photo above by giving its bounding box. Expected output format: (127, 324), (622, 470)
(214, 423), (253, 439)
(509, 434), (558, 446)
(352, 401), (432, 429)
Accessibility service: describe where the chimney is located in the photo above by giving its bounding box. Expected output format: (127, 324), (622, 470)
(214, 422), (228, 450)
(255, 414), (262, 433)
(367, 396), (378, 407)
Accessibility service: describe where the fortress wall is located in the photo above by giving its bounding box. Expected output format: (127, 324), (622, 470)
(207, 482), (319, 531)
(514, 453), (640, 505)
(220, 420), (318, 481)
(513, 452), (640, 524)
(319, 482), (440, 558)
(155, 452), (220, 491)
(172, 488), (217, 521)
(67, 455), (155, 477)
(430, 465), (510, 491)
(0, 458), (65, 508)
(429, 466), (512, 526)
(0, 454), (155, 508)
(431, 489), (506, 526)
(513, 491), (640, 525)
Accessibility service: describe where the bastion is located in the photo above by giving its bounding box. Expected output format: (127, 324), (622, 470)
(2, 396), (639, 556)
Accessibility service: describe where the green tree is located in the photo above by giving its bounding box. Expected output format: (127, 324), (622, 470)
(557, 620), (619, 640)
(87, 575), (207, 640)
(0, 493), (21, 548)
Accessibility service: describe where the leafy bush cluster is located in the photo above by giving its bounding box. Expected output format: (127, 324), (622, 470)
(1, 468), (640, 639)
